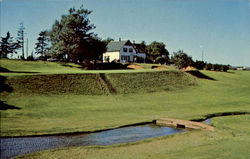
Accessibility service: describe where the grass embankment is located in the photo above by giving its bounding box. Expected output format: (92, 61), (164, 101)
(1, 59), (250, 158)
(2, 70), (195, 96)
(1, 68), (250, 137)
(107, 71), (195, 94)
(4, 74), (110, 96)
(17, 115), (250, 159)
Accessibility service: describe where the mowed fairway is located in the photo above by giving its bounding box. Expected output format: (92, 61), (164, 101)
(17, 115), (250, 159)
(1, 59), (250, 158)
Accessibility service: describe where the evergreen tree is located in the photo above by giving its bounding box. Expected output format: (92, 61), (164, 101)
(0, 32), (19, 58)
(35, 31), (49, 56)
(48, 6), (97, 62)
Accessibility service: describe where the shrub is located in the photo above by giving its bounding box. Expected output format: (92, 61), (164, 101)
(171, 50), (193, 69)
(205, 63), (212, 70)
(222, 65), (229, 72)
(155, 57), (165, 65)
(194, 60), (206, 70)
(26, 56), (34, 61)
(145, 57), (153, 63)
(136, 57), (145, 63)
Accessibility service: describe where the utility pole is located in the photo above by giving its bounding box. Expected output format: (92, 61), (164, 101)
(17, 22), (25, 59)
(202, 49), (204, 62)
(200, 45), (204, 62)
(21, 24), (24, 58)
(26, 38), (28, 58)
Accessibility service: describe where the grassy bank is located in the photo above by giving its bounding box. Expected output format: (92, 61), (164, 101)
(17, 115), (250, 159)
(1, 69), (250, 136)
(3, 74), (110, 95)
(1, 71), (196, 96)
(1, 59), (250, 158)
(107, 71), (196, 94)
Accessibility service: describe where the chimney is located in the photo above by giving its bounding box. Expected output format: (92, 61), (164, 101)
(119, 37), (121, 42)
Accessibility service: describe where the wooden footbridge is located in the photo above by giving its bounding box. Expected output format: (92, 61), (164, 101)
(156, 118), (214, 131)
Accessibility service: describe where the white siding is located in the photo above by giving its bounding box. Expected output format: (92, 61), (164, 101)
(102, 43), (147, 63)
(103, 51), (119, 62)
(120, 45), (136, 63)
(136, 53), (146, 59)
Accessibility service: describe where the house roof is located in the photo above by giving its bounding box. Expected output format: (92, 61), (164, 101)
(106, 40), (132, 52)
(133, 43), (146, 53)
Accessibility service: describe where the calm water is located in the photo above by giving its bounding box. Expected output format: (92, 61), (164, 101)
(0, 124), (185, 159)
(204, 118), (212, 125)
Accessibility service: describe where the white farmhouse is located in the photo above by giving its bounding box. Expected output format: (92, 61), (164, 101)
(103, 39), (146, 63)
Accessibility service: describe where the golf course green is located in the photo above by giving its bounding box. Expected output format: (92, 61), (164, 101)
(1, 59), (250, 158)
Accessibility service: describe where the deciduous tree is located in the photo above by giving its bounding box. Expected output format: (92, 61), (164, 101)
(146, 41), (169, 63)
(171, 50), (193, 69)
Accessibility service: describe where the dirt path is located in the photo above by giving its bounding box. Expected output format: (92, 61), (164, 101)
(99, 73), (117, 94)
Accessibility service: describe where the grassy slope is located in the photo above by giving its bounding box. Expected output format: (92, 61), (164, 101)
(0, 59), (176, 76)
(17, 115), (250, 159)
(107, 71), (196, 94)
(5, 74), (110, 95)
(0, 69), (249, 136)
(1, 60), (250, 158)
(2, 71), (195, 96)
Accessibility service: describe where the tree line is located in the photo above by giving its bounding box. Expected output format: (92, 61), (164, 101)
(0, 5), (230, 72)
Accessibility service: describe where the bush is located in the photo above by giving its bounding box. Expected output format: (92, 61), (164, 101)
(205, 63), (212, 70)
(156, 57), (165, 65)
(213, 64), (222, 71)
(222, 65), (229, 72)
(38, 55), (50, 61)
(136, 57), (145, 63)
(26, 56), (34, 61)
(171, 50), (193, 69)
(194, 60), (206, 70)
(145, 57), (153, 63)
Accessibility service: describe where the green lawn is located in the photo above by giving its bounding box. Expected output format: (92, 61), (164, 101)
(0, 59), (175, 76)
(1, 59), (250, 158)
(1, 68), (250, 136)
(17, 115), (250, 159)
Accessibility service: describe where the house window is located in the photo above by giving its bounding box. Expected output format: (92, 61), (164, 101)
(127, 56), (130, 62)
(129, 48), (133, 52)
(123, 48), (127, 52)
(121, 55), (130, 62)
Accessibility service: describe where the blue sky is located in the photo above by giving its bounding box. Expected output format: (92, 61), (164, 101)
(1, 0), (249, 66)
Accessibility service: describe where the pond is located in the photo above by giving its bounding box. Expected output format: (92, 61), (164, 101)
(0, 124), (185, 159)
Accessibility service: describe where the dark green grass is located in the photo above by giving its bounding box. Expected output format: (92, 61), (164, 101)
(4, 74), (109, 96)
(2, 71), (196, 96)
(107, 71), (197, 94)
